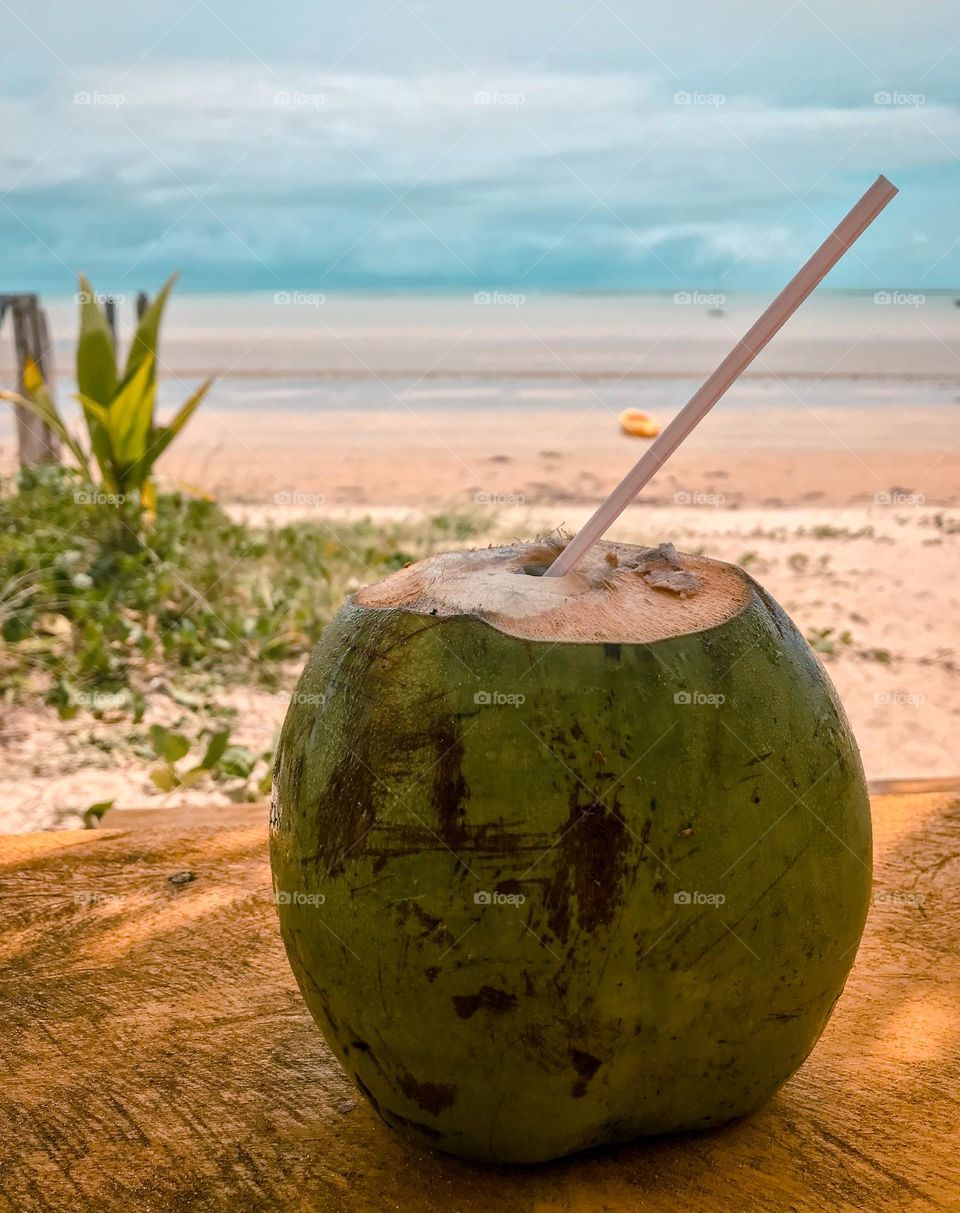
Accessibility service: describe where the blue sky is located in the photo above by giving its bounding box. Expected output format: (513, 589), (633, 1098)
(2, 0), (959, 293)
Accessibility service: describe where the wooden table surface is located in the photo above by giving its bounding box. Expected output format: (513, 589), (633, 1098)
(2, 791), (958, 1213)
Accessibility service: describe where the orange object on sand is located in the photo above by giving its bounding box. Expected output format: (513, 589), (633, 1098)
(619, 408), (660, 438)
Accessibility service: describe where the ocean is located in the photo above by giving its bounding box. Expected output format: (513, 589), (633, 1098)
(2, 291), (959, 422)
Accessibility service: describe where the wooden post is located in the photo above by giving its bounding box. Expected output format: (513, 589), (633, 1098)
(0, 293), (61, 467)
(105, 297), (118, 351)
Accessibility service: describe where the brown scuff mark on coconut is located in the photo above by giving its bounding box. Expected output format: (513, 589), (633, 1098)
(545, 793), (631, 942)
(396, 1068), (459, 1116)
(451, 986), (518, 1019)
(569, 1049), (603, 1098)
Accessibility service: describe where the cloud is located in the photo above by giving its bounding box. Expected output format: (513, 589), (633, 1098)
(2, 65), (958, 290)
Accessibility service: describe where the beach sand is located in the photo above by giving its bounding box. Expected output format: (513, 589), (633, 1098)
(154, 402), (960, 509)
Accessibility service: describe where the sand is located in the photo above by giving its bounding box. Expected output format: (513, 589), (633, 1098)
(148, 403), (960, 510)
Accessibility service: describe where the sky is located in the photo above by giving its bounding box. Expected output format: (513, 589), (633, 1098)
(1, 0), (959, 294)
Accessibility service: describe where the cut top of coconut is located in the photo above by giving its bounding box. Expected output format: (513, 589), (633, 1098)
(353, 540), (752, 644)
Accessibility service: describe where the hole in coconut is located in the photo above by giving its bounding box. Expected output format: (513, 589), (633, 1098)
(520, 563), (549, 577)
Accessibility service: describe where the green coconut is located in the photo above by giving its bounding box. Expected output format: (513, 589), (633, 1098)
(270, 539), (871, 1164)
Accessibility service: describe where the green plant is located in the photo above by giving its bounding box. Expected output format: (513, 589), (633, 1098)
(0, 471), (482, 711)
(0, 274), (211, 516)
(146, 723), (272, 799)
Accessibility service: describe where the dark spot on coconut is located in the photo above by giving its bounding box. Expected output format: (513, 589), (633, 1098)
(424, 965), (441, 983)
(747, 751), (773, 766)
(570, 1049), (602, 1097)
(396, 1069), (458, 1116)
(546, 793), (630, 941)
(752, 791), (762, 804)
(570, 721), (585, 742)
(310, 743), (378, 875)
(351, 1039), (372, 1051)
(603, 643), (622, 661)
(403, 900), (442, 935)
(649, 797), (658, 811)
(452, 986), (518, 1019)
(494, 878), (524, 896)
(640, 819), (652, 846)
(433, 717), (469, 849)
(653, 879), (667, 894)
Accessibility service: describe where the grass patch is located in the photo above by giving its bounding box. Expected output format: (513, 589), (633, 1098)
(1, 466), (480, 716)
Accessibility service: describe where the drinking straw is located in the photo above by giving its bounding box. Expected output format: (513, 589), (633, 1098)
(543, 175), (898, 578)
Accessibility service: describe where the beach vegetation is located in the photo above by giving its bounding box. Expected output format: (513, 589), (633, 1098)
(0, 466), (479, 715)
(0, 274), (211, 527)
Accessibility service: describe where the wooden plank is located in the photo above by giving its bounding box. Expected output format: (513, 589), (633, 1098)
(1, 791), (957, 1212)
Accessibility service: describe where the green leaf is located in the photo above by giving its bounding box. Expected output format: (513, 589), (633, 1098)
(103, 353), (156, 480)
(75, 392), (115, 487)
(121, 272), (177, 388)
(83, 800), (114, 829)
(200, 728), (231, 770)
(148, 376), (213, 465)
(148, 724), (190, 763)
(218, 745), (256, 779)
(149, 765), (178, 792)
(179, 766), (208, 787)
(76, 275), (117, 406)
